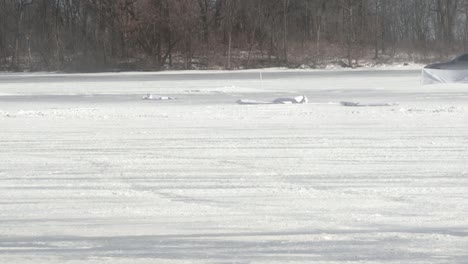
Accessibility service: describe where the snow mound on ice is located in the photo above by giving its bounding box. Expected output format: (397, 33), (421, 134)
(237, 95), (308, 105)
(142, 94), (177, 100)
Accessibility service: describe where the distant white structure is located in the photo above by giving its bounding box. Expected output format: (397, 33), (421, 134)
(422, 53), (468, 85)
(422, 68), (468, 85)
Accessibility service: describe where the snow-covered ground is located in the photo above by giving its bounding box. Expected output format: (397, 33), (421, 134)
(0, 69), (467, 263)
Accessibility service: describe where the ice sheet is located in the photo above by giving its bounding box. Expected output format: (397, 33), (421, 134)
(0, 69), (467, 263)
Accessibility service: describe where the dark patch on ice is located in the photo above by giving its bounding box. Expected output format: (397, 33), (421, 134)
(1, 227), (464, 262)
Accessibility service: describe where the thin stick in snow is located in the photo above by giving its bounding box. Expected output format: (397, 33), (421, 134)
(260, 71), (264, 90)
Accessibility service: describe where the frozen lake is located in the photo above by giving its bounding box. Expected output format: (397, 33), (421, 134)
(0, 69), (467, 263)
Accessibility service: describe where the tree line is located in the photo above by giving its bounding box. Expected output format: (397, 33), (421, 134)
(1, 0), (467, 72)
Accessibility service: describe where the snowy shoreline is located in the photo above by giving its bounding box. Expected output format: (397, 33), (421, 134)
(0, 63), (425, 77)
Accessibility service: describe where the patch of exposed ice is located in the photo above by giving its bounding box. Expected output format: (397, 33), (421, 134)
(341, 101), (398, 107)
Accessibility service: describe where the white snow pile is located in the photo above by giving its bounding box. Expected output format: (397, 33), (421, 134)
(237, 95), (308, 105)
(142, 94), (177, 100)
(0, 110), (11, 117)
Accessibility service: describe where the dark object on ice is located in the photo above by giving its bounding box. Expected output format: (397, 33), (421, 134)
(422, 53), (468, 84)
(340, 101), (398, 107)
(273, 95), (308, 104)
(237, 95), (308, 105)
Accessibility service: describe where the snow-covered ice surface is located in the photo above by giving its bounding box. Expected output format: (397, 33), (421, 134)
(0, 69), (467, 264)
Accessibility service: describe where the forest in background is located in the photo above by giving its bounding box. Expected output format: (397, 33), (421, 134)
(1, 0), (468, 72)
